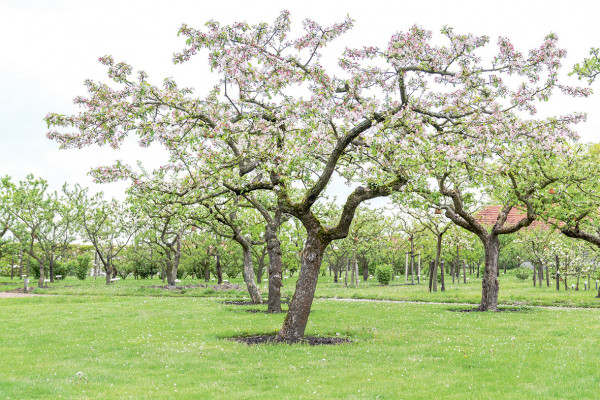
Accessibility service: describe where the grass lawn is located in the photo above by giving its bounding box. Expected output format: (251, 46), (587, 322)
(2, 269), (599, 308)
(1, 295), (600, 399)
(1, 273), (600, 399)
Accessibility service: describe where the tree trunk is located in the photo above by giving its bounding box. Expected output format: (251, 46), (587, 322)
(165, 259), (177, 287)
(265, 222), (283, 313)
(256, 248), (266, 284)
(105, 263), (112, 286)
(240, 241), (262, 304)
(49, 259), (54, 283)
(555, 255), (560, 291)
(277, 231), (326, 341)
(38, 261), (45, 288)
(440, 259), (445, 292)
(478, 235), (500, 311)
(204, 263), (210, 282)
(416, 253), (421, 284)
(533, 261), (537, 287)
(19, 249), (23, 278)
(333, 267), (338, 283)
(546, 264), (550, 287)
(344, 258), (348, 287)
(462, 261), (466, 284)
(433, 234), (442, 292)
(216, 252), (223, 285)
(410, 239), (415, 285)
(428, 260), (434, 292)
(363, 261), (368, 282)
(404, 252), (408, 284)
(354, 255), (359, 287)
(538, 263), (543, 287)
(451, 261), (455, 284)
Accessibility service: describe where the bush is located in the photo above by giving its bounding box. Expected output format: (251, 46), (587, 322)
(375, 264), (393, 285)
(75, 255), (91, 280)
(515, 267), (530, 281)
(58, 260), (76, 277)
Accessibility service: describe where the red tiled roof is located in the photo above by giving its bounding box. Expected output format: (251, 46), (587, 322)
(475, 206), (550, 230)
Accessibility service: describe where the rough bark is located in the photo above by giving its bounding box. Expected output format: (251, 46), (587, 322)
(276, 231), (325, 341)
(240, 240), (263, 304)
(265, 221), (283, 313)
(479, 235), (500, 311)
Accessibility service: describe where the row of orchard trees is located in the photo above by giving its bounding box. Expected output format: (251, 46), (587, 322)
(44, 12), (600, 340)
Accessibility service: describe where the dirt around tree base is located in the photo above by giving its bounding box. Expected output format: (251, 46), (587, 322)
(231, 334), (351, 346)
(244, 309), (287, 314)
(145, 282), (243, 291)
(224, 300), (289, 306)
(447, 307), (528, 313)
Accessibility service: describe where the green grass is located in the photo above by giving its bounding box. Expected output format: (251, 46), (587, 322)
(1, 272), (600, 398)
(1, 295), (600, 399)
(4, 269), (598, 308)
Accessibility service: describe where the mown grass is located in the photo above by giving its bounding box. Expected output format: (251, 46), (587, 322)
(2, 269), (598, 308)
(1, 294), (600, 399)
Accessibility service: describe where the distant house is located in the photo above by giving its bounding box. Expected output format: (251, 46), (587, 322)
(475, 205), (551, 230)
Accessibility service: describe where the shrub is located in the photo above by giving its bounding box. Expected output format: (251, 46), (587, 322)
(515, 267), (530, 281)
(375, 264), (393, 285)
(75, 255), (91, 280)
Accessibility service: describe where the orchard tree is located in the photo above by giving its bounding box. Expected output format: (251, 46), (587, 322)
(69, 188), (138, 285)
(398, 203), (452, 292)
(47, 12), (588, 337)
(2, 175), (77, 287)
(418, 140), (586, 310)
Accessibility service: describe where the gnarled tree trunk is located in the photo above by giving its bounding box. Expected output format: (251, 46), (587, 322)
(479, 235), (500, 311)
(240, 239), (262, 304)
(276, 231), (325, 341)
(265, 221), (283, 313)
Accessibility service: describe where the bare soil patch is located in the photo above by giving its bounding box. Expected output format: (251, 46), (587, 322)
(447, 307), (528, 313)
(145, 282), (243, 291)
(231, 334), (351, 346)
(224, 300), (289, 306)
(0, 290), (41, 298)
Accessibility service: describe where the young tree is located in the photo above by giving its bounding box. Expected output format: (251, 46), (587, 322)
(3, 176), (77, 287)
(70, 189), (138, 285)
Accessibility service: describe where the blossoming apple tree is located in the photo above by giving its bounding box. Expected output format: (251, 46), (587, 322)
(47, 12), (588, 337)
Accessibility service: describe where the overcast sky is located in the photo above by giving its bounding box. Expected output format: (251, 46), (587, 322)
(1, 0), (599, 200)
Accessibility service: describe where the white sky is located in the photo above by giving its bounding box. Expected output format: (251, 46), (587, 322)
(1, 0), (599, 200)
